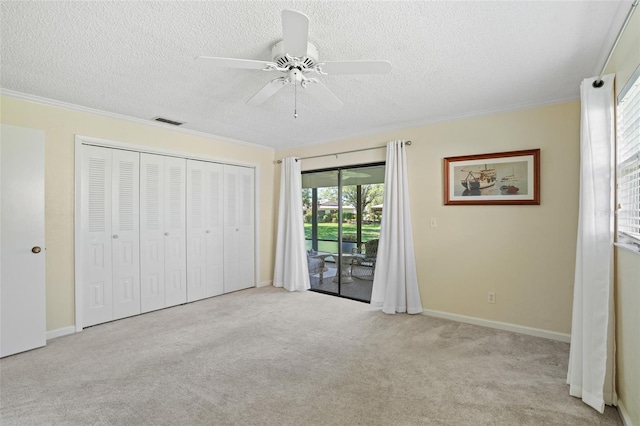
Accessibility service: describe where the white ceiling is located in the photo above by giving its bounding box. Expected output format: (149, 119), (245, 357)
(0, 1), (633, 150)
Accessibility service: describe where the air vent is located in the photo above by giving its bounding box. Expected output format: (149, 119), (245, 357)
(153, 117), (184, 126)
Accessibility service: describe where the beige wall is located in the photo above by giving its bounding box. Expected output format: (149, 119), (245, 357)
(278, 101), (580, 335)
(0, 96), (276, 331)
(605, 6), (640, 425)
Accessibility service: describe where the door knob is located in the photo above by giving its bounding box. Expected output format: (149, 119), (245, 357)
(164, 232), (169, 236)
(31, 246), (41, 254)
(206, 230), (211, 234)
(113, 235), (118, 239)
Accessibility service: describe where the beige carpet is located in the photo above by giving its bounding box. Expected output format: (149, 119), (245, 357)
(0, 287), (621, 425)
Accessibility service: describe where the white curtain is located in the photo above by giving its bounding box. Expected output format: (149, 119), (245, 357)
(567, 74), (616, 413)
(273, 157), (310, 292)
(370, 140), (423, 314)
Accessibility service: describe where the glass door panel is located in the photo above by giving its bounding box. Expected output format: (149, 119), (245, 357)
(339, 165), (384, 301)
(303, 170), (339, 295)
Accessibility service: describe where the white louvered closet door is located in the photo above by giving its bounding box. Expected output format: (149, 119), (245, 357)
(186, 160), (207, 302)
(223, 165), (255, 293)
(237, 166), (255, 291)
(164, 156), (187, 306)
(205, 162), (224, 297)
(80, 143), (257, 326)
(140, 153), (166, 313)
(82, 146), (114, 327)
(111, 150), (141, 320)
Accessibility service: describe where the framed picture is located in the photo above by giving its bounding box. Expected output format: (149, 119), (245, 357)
(444, 149), (540, 205)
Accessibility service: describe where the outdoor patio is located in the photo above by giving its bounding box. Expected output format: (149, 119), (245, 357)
(308, 259), (374, 302)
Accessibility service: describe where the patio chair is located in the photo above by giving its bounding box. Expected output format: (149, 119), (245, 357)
(307, 251), (328, 283)
(351, 239), (379, 280)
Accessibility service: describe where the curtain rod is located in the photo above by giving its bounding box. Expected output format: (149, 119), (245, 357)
(593, 0), (638, 87)
(276, 140), (411, 164)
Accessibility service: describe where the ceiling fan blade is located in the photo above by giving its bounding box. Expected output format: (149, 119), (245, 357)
(304, 81), (343, 110)
(320, 61), (392, 75)
(247, 78), (287, 105)
(197, 56), (277, 70)
(281, 9), (309, 57)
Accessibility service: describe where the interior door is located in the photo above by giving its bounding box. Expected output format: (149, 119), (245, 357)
(0, 124), (46, 357)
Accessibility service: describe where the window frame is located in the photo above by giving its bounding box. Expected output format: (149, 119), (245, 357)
(616, 65), (640, 250)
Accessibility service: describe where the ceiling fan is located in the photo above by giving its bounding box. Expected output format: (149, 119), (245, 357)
(197, 9), (392, 117)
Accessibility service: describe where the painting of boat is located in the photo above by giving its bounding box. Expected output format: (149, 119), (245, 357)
(460, 166), (497, 190)
(445, 149), (539, 205)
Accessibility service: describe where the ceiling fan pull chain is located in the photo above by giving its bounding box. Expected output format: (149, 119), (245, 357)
(294, 80), (298, 119)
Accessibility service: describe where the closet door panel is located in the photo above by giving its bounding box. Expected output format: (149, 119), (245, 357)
(111, 150), (140, 320)
(82, 146), (113, 327)
(223, 165), (254, 293)
(140, 153), (166, 313)
(186, 160), (207, 302)
(223, 166), (239, 293)
(238, 167), (255, 289)
(164, 156), (187, 306)
(205, 162), (224, 297)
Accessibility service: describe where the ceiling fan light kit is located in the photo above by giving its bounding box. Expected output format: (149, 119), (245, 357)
(198, 9), (391, 118)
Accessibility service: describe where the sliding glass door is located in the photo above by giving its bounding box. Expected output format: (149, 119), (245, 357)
(302, 163), (385, 302)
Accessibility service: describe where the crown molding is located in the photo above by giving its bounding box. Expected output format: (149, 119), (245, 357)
(275, 96), (579, 151)
(1, 88), (577, 153)
(0, 89), (274, 152)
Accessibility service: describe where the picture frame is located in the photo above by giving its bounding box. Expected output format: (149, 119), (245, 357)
(444, 149), (540, 205)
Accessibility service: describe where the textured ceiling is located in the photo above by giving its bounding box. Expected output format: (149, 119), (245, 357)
(0, 1), (633, 150)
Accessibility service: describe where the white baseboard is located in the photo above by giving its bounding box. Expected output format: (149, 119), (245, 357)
(257, 280), (272, 288)
(421, 309), (571, 342)
(618, 400), (635, 426)
(46, 326), (76, 340)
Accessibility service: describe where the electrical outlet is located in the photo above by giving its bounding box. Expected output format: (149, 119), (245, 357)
(487, 292), (496, 304)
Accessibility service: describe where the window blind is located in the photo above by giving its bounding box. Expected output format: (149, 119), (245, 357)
(617, 68), (640, 243)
